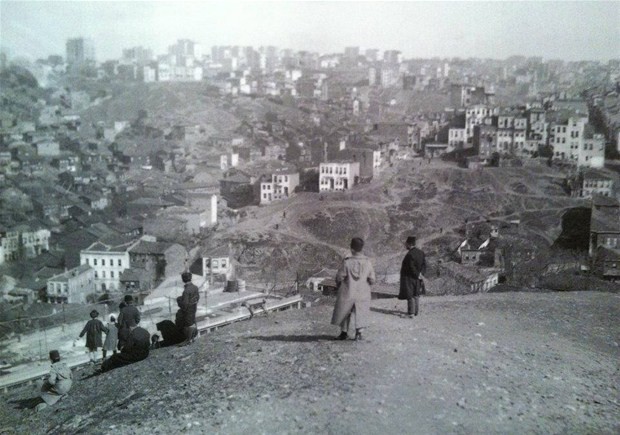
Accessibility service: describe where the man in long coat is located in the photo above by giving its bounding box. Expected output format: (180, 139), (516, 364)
(398, 236), (427, 317)
(331, 237), (376, 341)
(178, 272), (200, 346)
(117, 295), (141, 350)
(79, 309), (108, 363)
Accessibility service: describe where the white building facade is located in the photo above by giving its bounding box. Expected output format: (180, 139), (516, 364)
(260, 170), (300, 204)
(47, 264), (95, 304)
(319, 161), (360, 191)
(80, 242), (132, 293)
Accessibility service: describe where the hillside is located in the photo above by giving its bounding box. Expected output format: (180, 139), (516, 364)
(214, 157), (596, 288)
(2, 291), (618, 434)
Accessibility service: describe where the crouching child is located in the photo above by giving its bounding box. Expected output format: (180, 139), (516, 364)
(35, 350), (73, 412)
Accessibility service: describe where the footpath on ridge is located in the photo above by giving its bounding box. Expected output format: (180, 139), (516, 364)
(0, 291), (618, 435)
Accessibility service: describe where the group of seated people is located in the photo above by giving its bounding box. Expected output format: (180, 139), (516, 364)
(31, 272), (200, 411)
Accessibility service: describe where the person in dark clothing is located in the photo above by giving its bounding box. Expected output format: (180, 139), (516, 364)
(117, 295), (141, 350)
(100, 325), (150, 372)
(79, 310), (108, 364)
(177, 272), (199, 346)
(156, 319), (186, 347)
(398, 236), (427, 317)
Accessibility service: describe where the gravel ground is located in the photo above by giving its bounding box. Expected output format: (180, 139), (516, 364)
(1, 291), (619, 435)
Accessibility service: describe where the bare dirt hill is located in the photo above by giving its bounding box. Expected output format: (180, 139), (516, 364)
(215, 158), (595, 285)
(2, 291), (618, 434)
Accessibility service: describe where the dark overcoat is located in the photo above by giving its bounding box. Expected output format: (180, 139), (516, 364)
(101, 326), (150, 372)
(179, 282), (200, 326)
(79, 319), (108, 349)
(331, 253), (376, 328)
(398, 247), (427, 300)
(117, 304), (141, 349)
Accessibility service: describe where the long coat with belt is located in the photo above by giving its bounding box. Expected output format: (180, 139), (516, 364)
(398, 247), (427, 300)
(331, 253), (376, 328)
(79, 319), (108, 350)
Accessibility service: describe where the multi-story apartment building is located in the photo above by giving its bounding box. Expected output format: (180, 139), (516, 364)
(66, 37), (95, 71)
(46, 264), (95, 304)
(0, 225), (51, 263)
(475, 123), (498, 163)
(260, 169), (300, 204)
(573, 170), (614, 198)
(448, 128), (467, 150)
(465, 105), (496, 142)
(319, 161), (360, 191)
(550, 116), (604, 168)
(80, 240), (133, 293)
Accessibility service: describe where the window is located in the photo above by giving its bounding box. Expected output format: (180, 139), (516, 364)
(102, 271), (106, 278)
(111, 271), (114, 278)
(94, 259), (97, 266)
(94, 271), (98, 278)
(102, 259), (105, 266)
(118, 259), (122, 266)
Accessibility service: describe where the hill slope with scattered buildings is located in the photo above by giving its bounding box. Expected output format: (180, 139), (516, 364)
(213, 157), (597, 291)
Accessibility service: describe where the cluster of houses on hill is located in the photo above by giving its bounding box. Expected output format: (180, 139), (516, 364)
(441, 96), (607, 168)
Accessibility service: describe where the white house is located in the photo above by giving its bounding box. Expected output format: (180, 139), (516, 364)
(260, 169), (300, 204)
(203, 245), (232, 278)
(80, 240), (133, 293)
(46, 264), (95, 304)
(319, 161), (360, 191)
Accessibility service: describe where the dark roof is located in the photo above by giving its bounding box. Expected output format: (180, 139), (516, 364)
(592, 195), (620, 208)
(583, 170), (612, 181)
(119, 267), (150, 282)
(590, 206), (620, 234)
(129, 240), (174, 255)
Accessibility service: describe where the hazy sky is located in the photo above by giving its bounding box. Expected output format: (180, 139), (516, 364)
(1, 1), (619, 62)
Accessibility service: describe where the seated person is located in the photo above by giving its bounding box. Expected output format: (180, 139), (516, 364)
(100, 325), (150, 373)
(35, 350), (73, 412)
(156, 319), (185, 347)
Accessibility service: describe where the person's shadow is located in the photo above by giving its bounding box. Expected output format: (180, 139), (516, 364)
(370, 307), (404, 317)
(248, 334), (336, 342)
(8, 397), (42, 410)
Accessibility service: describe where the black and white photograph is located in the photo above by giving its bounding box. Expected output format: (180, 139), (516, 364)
(0, 0), (619, 433)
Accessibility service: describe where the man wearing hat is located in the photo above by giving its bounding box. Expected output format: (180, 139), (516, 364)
(117, 294), (141, 350)
(177, 271), (199, 346)
(79, 309), (108, 363)
(35, 350), (73, 411)
(398, 236), (427, 317)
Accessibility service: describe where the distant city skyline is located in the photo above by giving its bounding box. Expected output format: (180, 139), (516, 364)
(1, 1), (619, 62)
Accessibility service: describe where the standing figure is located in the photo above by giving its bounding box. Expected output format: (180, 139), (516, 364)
(79, 309), (108, 363)
(178, 272), (199, 346)
(117, 295), (141, 350)
(35, 350), (73, 412)
(398, 236), (427, 317)
(102, 315), (118, 360)
(331, 237), (376, 341)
